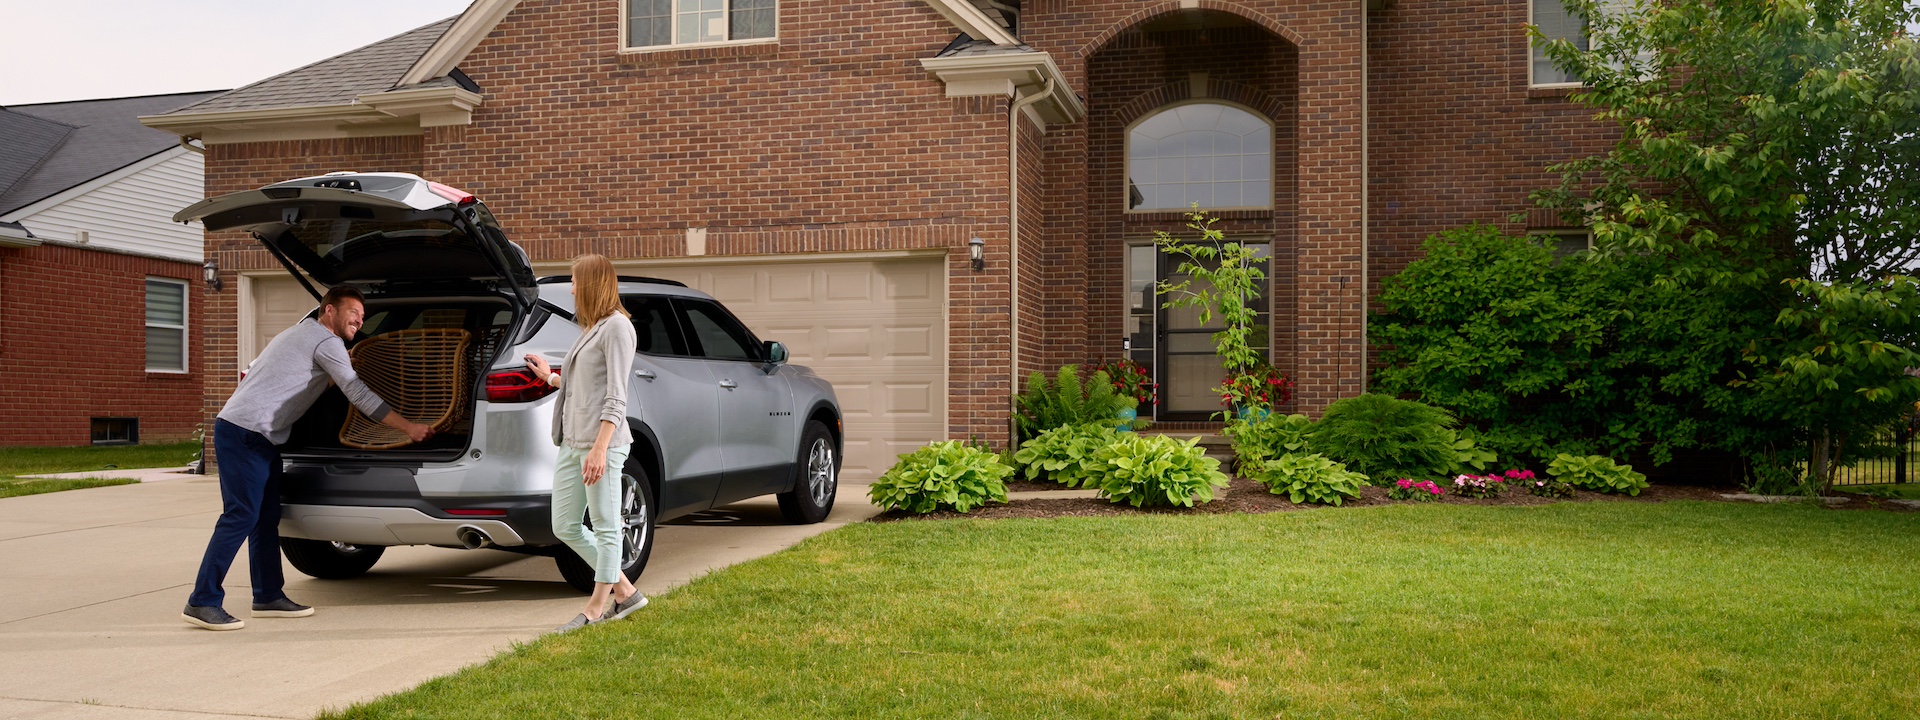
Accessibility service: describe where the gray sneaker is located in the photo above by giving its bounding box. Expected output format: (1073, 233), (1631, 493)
(602, 592), (649, 621)
(182, 605), (244, 631)
(555, 613), (597, 633)
(252, 597), (314, 618)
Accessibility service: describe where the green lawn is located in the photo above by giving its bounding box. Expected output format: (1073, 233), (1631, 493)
(0, 441), (197, 499)
(1836, 483), (1920, 500)
(326, 501), (1920, 719)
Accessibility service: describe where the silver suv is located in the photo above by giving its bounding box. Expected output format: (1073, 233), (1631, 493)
(176, 172), (843, 592)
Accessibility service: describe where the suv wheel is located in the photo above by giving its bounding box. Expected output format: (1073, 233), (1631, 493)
(281, 538), (386, 579)
(777, 421), (838, 524)
(554, 458), (656, 593)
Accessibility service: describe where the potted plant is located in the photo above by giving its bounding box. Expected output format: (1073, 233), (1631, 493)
(1219, 363), (1293, 421)
(1155, 209), (1283, 421)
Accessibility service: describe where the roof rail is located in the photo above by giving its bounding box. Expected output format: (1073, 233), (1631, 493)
(534, 275), (689, 288)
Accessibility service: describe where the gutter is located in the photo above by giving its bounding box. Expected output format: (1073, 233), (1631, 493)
(1007, 78), (1055, 402)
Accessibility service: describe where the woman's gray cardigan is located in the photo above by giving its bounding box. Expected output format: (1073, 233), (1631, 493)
(550, 313), (636, 449)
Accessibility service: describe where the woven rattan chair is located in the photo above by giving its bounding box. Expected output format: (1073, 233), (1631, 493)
(339, 328), (472, 450)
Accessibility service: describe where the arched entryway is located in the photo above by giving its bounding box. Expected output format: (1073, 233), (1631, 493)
(1086, 9), (1299, 422)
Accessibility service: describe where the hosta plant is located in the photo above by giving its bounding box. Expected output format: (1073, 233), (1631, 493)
(1449, 473), (1508, 499)
(1388, 478), (1446, 501)
(1224, 412), (1316, 472)
(1247, 453), (1367, 506)
(869, 441), (1014, 514)
(1011, 423), (1120, 487)
(1547, 454), (1649, 496)
(1450, 427), (1500, 473)
(1087, 434), (1230, 508)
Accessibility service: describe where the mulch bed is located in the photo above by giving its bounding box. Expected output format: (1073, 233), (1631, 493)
(873, 478), (1907, 523)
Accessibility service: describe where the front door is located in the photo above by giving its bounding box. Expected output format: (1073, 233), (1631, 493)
(1126, 243), (1271, 421)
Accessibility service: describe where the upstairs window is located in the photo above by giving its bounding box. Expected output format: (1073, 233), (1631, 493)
(1127, 103), (1273, 212)
(627, 0), (776, 49)
(1531, 0), (1588, 86)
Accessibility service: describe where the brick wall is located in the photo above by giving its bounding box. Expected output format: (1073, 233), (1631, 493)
(0, 243), (203, 446)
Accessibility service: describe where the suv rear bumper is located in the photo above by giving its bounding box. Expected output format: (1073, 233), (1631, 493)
(280, 504), (536, 547)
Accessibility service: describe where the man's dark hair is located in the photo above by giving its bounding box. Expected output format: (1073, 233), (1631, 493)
(320, 285), (365, 311)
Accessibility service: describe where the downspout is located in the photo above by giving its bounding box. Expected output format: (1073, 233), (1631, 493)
(179, 135), (206, 155)
(1008, 78), (1055, 414)
(1358, 1), (1370, 394)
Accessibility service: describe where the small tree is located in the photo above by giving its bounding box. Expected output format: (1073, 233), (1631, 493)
(1155, 209), (1276, 417)
(1529, 0), (1920, 488)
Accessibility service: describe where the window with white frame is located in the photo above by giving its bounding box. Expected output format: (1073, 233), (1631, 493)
(627, 0), (775, 49)
(1531, 0), (1588, 86)
(1127, 102), (1273, 212)
(1531, 229), (1593, 259)
(146, 278), (188, 372)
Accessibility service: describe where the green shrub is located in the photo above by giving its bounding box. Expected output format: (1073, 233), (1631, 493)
(1546, 454), (1649, 496)
(1309, 394), (1462, 483)
(1246, 453), (1367, 506)
(869, 441), (1013, 514)
(1011, 423), (1120, 487)
(1013, 366), (1142, 440)
(1087, 434), (1230, 508)
(1224, 412), (1315, 472)
(1450, 427), (1500, 473)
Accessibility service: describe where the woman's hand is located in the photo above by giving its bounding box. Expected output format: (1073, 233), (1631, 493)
(524, 353), (551, 377)
(583, 447), (607, 486)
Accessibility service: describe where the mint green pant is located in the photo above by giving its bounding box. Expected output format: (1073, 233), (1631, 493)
(551, 444), (632, 585)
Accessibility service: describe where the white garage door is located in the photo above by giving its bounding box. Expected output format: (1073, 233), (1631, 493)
(633, 257), (948, 482)
(244, 274), (317, 365)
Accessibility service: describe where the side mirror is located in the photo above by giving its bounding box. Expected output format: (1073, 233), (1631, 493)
(763, 341), (789, 365)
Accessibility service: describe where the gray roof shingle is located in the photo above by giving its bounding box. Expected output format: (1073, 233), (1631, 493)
(168, 17), (458, 116)
(0, 91), (225, 217)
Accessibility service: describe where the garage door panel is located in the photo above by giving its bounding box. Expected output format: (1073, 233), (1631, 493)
(247, 275), (316, 364)
(624, 257), (946, 482)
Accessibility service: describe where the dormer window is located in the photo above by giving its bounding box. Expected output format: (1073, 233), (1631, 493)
(626, 0), (776, 50)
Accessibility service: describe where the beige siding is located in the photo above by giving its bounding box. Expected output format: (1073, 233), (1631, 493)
(14, 150), (205, 263)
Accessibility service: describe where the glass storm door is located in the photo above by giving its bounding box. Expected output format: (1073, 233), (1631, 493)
(1126, 243), (1271, 421)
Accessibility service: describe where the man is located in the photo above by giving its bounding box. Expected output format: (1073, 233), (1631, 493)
(182, 286), (433, 631)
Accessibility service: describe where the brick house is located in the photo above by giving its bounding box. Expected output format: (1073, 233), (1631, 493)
(1, 92), (223, 447)
(141, 0), (1609, 478)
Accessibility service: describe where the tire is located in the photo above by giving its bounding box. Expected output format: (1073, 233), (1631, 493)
(281, 538), (386, 580)
(554, 457), (657, 594)
(777, 421), (839, 524)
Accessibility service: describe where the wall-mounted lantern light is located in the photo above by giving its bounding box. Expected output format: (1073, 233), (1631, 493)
(968, 237), (985, 272)
(203, 258), (223, 291)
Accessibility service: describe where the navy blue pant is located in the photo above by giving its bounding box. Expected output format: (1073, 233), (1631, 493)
(188, 419), (288, 608)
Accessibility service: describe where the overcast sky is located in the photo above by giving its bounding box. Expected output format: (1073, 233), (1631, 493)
(0, 0), (473, 106)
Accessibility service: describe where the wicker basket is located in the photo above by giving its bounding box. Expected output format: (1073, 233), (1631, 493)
(338, 328), (473, 450)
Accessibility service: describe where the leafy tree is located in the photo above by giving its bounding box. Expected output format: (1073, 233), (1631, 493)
(1523, 0), (1920, 486)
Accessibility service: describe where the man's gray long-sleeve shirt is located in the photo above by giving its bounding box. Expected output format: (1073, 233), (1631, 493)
(218, 317), (391, 445)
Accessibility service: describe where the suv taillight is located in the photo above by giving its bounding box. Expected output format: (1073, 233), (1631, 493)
(487, 367), (556, 403)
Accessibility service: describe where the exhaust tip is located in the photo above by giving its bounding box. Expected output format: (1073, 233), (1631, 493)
(455, 525), (494, 550)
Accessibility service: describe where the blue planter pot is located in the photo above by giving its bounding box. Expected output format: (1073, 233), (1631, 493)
(1234, 405), (1272, 423)
(1115, 407), (1137, 432)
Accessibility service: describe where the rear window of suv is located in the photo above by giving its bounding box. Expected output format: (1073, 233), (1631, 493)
(621, 295), (690, 356)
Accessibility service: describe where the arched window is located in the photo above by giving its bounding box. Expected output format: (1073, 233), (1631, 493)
(1127, 103), (1273, 211)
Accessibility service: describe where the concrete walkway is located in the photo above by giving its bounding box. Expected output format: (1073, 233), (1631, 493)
(0, 473), (879, 719)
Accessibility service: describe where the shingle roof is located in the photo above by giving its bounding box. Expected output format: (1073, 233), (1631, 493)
(0, 91), (225, 217)
(167, 17), (458, 115)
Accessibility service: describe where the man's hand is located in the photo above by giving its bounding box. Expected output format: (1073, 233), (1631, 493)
(404, 421), (434, 443)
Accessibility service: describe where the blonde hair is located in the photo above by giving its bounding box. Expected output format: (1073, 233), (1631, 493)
(570, 254), (628, 328)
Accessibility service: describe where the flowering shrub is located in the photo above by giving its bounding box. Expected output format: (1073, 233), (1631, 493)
(1218, 363), (1294, 414)
(1387, 478), (1445, 501)
(1508, 468), (1573, 498)
(1096, 358), (1158, 409)
(1449, 473), (1507, 498)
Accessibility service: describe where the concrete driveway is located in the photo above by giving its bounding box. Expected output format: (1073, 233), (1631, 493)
(0, 471), (878, 719)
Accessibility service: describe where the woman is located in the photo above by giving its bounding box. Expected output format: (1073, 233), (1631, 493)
(525, 254), (646, 631)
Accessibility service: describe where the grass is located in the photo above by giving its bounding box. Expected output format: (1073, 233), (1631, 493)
(324, 501), (1920, 719)
(0, 441), (196, 499)
(1835, 483), (1920, 500)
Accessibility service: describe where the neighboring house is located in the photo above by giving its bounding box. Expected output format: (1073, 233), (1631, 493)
(141, 0), (1614, 479)
(2, 91), (223, 447)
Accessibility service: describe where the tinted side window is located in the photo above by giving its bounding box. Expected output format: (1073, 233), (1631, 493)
(676, 299), (760, 361)
(620, 295), (690, 356)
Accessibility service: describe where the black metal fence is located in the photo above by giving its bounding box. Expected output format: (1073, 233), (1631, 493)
(1830, 419), (1920, 487)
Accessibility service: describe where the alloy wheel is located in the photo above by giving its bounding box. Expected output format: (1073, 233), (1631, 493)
(807, 439), (835, 506)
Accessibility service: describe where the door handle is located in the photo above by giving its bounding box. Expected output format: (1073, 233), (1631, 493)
(718, 379), (738, 390)
(633, 369), (656, 380)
